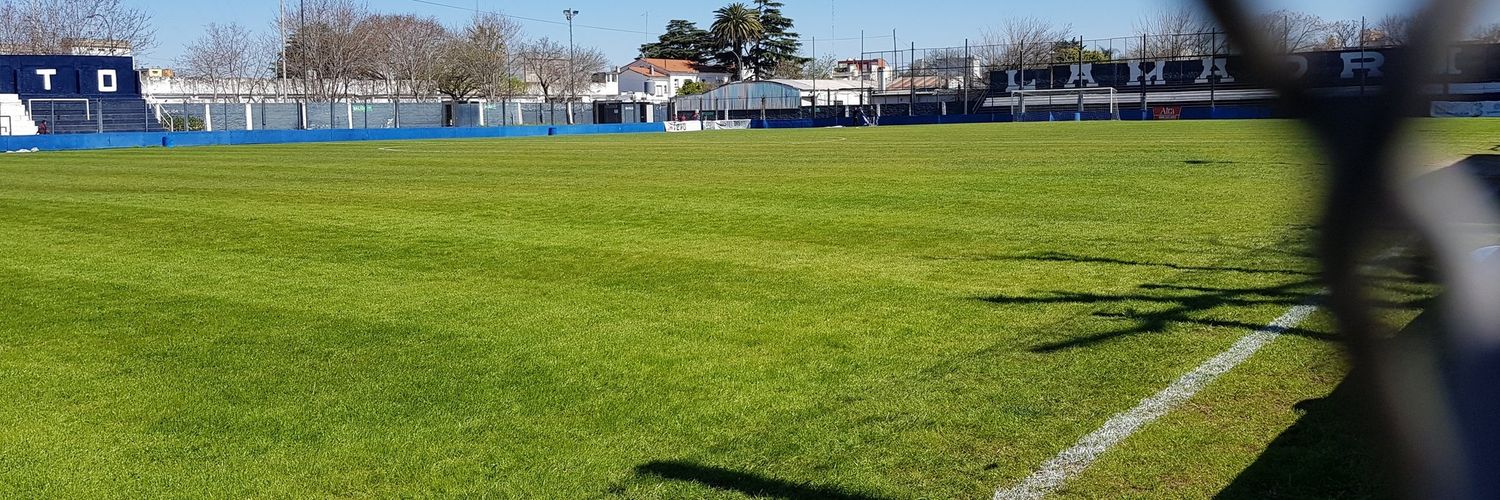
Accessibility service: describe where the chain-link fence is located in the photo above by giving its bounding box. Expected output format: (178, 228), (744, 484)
(15, 97), (670, 135)
(846, 29), (1471, 118)
(148, 100), (669, 133)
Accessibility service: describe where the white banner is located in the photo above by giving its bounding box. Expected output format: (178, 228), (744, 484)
(1431, 101), (1500, 118)
(664, 120), (752, 132)
(1482, 101), (1500, 118)
(664, 121), (703, 133)
(702, 120), (753, 130)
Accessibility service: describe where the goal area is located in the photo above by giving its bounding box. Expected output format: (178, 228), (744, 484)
(1009, 88), (1120, 121)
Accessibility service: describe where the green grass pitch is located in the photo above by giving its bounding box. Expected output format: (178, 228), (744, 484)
(0, 120), (1491, 498)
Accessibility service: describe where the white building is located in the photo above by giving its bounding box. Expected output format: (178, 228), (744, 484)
(832, 58), (893, 90)
(63, 38), (133, 57)
(618, 58), (731, 98)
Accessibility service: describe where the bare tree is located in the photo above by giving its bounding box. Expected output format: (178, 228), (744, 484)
(433, 37), (482, 102)
(178, 22), (257, 101)
(1131, 8), (1221, 59)
(977, 17), (1072, 71)
(1258, 10), (1328, 54)
(1369, 14), (1415, 47)
(519, 38), (567, 122)
(1472, 24), (1500, 43)
(0, 0), (155, 55)
(0, 3), (22, 51)
(560, 46), (608, 102)
(279, 0), (377, 101)
(519, 38), (607, 124)
(460, 13), (524, 102)
(1320, 19), (1363, 50)
(361, 14), (449, 101)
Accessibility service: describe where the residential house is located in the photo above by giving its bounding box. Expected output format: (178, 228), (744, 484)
(618, 58), (731, 99)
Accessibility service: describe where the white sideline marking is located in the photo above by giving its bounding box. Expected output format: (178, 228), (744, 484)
(377, 145), (449, 153)
(993, 302), (1322, 500)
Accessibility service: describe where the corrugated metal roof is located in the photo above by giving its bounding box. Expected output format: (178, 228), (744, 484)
(767, 79), (873, 91)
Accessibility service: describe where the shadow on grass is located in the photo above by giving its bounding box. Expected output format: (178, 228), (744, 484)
(964, 251), (1320, 277)
(632, 461), (884, 500)
(975, 253), (1433, 353)
(979, 278), (1329, 353)
(1214, 371), (1394, 499)
(1215, 310), (1442, 499)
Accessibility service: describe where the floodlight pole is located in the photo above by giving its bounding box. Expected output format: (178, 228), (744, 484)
(278, 0), (286, 100)
(564, 9), (580, 125)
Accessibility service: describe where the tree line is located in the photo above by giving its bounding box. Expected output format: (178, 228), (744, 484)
(184, 0), (609, 107)
(638, 0), (818, 83)
(0, 0), (155, 55)
(968, 8), (1500, 73)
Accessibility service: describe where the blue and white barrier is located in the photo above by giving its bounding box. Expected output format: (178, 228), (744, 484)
(0, 122), (668, 152)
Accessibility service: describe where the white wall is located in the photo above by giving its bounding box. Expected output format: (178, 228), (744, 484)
(618, 71), (667, 97)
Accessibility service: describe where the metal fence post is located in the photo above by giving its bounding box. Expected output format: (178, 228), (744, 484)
(909, 42), (917, 116)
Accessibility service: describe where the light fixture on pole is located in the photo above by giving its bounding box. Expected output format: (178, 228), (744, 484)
(563, 9), (580, 124)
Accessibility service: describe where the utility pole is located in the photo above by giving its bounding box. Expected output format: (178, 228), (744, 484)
(564, 9), (580, 125)
(1360, 16), (1368, 98)
(278, 0), (286, 100)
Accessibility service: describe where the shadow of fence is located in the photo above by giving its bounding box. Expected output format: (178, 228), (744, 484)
(630, 461), (884, 500)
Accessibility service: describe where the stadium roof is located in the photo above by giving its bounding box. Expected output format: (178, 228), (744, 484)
(766, 79), (873, 91)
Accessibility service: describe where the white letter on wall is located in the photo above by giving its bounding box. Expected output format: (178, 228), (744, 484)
(1127, 61), (1164, 86)
(35, 69), (57, 90)
(1195, 57), (1234, 84)
(97, 69), (118, 92)
(1286, 55), (1309, 79)
(1065, 64), (1098, 87)
(1341, 52), (1385, 78)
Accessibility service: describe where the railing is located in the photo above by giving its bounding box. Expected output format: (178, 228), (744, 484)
(27, 98), (90, 120)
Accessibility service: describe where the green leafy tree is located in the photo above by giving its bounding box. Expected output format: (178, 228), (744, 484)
(1051, 39), (1115, 64)
(640, 20), (715, 63)
(676, 80), (712, 96)
(711, 3), (763, 80)
(749, 0), (807, 80)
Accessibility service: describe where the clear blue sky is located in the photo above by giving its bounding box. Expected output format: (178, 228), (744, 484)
(134, 0), (1500, 67)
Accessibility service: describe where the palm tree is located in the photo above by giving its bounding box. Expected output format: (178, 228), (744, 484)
(711, 3), (763, 80)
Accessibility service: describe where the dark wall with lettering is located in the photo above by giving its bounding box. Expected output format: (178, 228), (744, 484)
(987, 43), (1500, 95)
(0, 55), (140, 97)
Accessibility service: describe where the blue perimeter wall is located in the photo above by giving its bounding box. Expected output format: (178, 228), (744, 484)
(1, 105), (1275, 152)
(754, 106), (1275, 129)
(1, 122), (669, 152)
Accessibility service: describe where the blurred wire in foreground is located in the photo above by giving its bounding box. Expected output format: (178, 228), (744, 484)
(1200, 0), (1500, 497)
